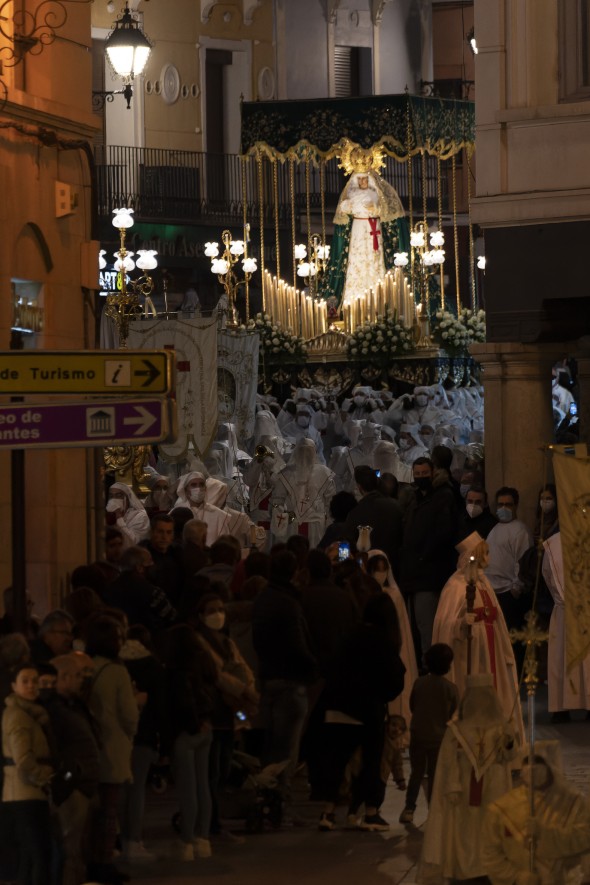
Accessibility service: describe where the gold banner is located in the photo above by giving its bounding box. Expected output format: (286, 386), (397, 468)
(552, 446), (590, 672)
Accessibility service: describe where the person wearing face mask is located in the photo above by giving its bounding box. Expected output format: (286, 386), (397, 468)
(105, 482), (150, 550)
(482, 741), (590, 885)
(457, 484), (498, 541)
(485, 487), (533, 645)
(143, 473), (175, 518)
(195, 594), (258, 844)
(432, 532), (523, 739)
(367, 551), (418, 744)
(173, 472), (231, 546)
(399, 458), (458, 665)
(397, 423), (428, 469)
(281, 405), (326, 464)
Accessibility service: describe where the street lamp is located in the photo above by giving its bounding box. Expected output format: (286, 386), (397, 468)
(92, 3), (152, 110)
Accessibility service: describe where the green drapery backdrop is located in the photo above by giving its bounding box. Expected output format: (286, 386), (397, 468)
(241, 93), (474, 162)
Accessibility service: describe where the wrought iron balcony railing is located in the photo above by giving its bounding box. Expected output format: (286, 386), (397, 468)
(94, 145), (447, 225)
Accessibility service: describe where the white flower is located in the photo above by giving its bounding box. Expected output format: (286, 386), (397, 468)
(442, 331), (448, 339)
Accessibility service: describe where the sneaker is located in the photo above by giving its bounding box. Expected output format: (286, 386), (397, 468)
(318, 812), (336, 831)
(124, 840), (154, 862)
(345, 813), (359, 829)
(360, 813), (390, 831)
(178, 840), (194, 861)
(399, 807), (415, 824)
(194, 837), (212, 858)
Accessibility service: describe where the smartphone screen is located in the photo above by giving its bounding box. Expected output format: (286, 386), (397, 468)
(338, 542), (351, 561)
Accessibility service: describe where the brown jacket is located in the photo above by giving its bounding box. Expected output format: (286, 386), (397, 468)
(88, 657), (139, 783)
(2, 694), (53, 802)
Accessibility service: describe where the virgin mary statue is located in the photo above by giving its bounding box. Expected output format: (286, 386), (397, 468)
(319, 169), (408, 311)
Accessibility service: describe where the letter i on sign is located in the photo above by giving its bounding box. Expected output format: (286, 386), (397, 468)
(104, 360), (131, 387)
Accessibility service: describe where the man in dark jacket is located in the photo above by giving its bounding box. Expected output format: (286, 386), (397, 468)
(457, 484), (498, 541)
(140, 514), (185, 606)
(252, 550), (317, 798)
(49, 652), (100, 885)
(103, 546), (176, 634)
(400, 457), (457, 665)
(344, 465), (403, 576)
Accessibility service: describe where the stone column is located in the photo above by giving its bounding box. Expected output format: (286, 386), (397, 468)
(470, 342), (568, 529)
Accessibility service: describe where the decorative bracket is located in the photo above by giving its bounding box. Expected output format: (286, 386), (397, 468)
(326, 0), (343, 25)
(370, 0), (392, 27)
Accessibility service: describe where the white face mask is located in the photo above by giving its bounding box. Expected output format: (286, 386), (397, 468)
(420, 433), (432, 446)
(203, 612), (226, 631)
(373, 570), (388, 587)
(540, 499), (555, 513)
(106, 497), (125, 513)
(189, 488), (206, 504)
(297, 416), (310, 428)
(415, 394), (428, 407)
(399, 438), (410, 450)
(466, 502), (483, 519)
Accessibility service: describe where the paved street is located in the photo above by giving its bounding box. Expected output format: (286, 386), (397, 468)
(119, 688), (590, 885)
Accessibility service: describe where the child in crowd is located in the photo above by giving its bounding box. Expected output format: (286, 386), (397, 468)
(399, 643), (458, 824)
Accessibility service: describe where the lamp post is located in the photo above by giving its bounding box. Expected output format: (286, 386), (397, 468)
(205, 228), (257, 326)
(92, 3), (152, 110)
(104, 208), (158, 347)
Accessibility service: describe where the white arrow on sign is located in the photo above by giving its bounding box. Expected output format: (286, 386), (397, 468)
(123, 405), (158, 436)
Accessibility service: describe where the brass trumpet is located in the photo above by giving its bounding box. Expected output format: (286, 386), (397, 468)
(254, 444), (275, 463)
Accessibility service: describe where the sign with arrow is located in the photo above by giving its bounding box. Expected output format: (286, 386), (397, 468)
(0, 399), (175, 450)
(0, 350), (174, 395)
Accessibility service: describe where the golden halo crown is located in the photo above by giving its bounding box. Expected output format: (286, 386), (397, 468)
(338, 140), (386, 176)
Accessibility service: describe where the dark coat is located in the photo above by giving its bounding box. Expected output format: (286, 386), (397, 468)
(344, 491), (403, 576)
(140, 541), (185, 606)
(252, 579), (318, 685)
(301, 579), (359, 680)
(103, 571), (176, 633)
(400, 478), (457, 595)
(322, 623), (406, 728)
(44, 693), (100, 800)
(120, 640), (170, 755)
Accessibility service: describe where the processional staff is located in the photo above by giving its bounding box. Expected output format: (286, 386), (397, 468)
(510, 611), (549, 884)
(464, 554), (478, 676)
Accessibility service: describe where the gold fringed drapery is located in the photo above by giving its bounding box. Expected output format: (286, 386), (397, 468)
(256, 153), (266, 312)
(241, 93), (474, 163)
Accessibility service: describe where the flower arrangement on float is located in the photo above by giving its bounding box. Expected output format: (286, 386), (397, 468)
(430, 308), (486, 355)
(346, 308), (416, 364)
(245, 313), (308, 364)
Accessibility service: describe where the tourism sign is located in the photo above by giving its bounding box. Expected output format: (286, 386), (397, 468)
(0, 350), (174, 395)
(0, 399), (175, 450)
